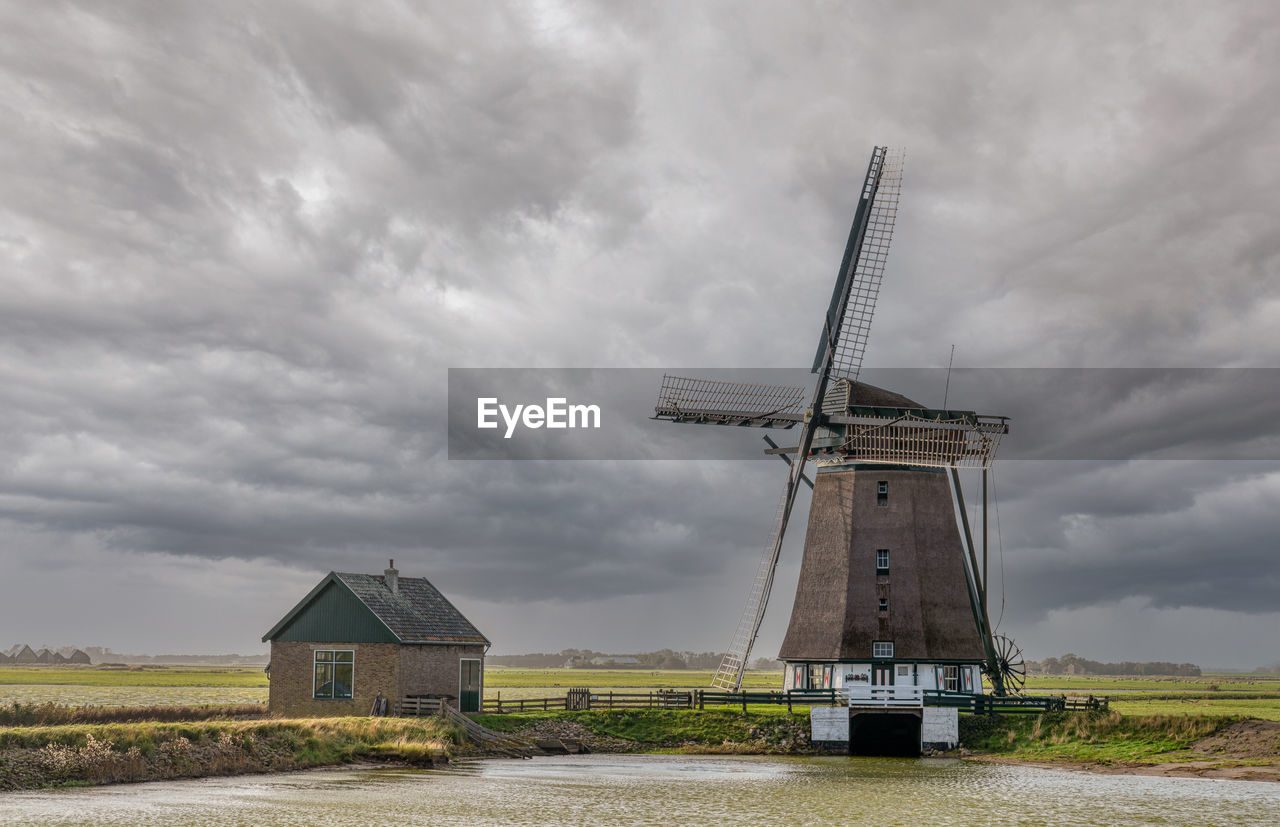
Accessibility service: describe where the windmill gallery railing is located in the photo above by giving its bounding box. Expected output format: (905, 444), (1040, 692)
(654, 376), (1008, 471)
(469, 689), (1107, 715)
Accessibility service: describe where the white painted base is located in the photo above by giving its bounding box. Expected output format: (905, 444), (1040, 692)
(921, 707), (959, 750)
(810, 706), (849, 743)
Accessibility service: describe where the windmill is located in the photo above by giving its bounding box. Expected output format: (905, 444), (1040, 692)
(654, 147), (1023, 698)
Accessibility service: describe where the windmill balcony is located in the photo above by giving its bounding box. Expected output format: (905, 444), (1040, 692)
(843, 684), (925, 707)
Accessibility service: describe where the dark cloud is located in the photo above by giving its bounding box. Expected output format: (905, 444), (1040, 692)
(1, 1), (1278, 666)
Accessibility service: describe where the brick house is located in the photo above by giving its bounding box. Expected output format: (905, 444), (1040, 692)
(262, 562), (489, 716)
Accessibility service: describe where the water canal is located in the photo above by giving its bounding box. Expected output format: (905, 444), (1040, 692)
(3, 754), (1278, 825)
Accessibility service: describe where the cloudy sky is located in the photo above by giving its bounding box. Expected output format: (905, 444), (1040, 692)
(2, 1), (1278, 668)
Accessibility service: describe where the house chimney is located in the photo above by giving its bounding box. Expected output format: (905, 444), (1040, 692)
(385, 559), (398, 594)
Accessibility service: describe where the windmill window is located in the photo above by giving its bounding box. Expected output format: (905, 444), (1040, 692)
(944, 665), (959, 692)
(313, 650), (354, 699)
(872, 641), (894, 659)
(897, 665), (910, 677)
(878, 598), (888, 612)
(877, 481), (888, 506)
(876, 549), (890, 571)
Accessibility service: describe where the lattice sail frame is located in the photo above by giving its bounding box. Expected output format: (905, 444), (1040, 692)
(828, 148), (903, 384)
(709, 490), (790, 690)
(654, 375), (807, 429)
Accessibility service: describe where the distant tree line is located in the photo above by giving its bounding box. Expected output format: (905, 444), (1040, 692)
(487, 649), (783, 671)
(1028, 653), (1201, 676)
(78, 647), (266, 665)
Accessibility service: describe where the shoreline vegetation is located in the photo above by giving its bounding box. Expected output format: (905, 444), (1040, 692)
(3, 666), (1279, 790)
(0, 711), (462, 791)
(2, 703), (1279, 790)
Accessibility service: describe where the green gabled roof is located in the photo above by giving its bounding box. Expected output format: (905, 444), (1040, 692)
(262, 571), (489, 646)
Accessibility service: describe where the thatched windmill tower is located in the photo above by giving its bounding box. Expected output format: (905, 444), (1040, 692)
(654, 147), (1023, 703)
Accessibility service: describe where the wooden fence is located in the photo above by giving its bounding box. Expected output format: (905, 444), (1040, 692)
(482, 688), (843, 713)
(478, 689), (1107, 715)
(395, 696), (443, 716)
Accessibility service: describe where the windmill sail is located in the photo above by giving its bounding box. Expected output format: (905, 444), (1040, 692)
(813, 147), (904, 384)
(653, 375), (807, 429)
(652, 147), (906, 691)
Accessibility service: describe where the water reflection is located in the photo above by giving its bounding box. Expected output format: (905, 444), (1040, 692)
(3, 754), (1279, 826)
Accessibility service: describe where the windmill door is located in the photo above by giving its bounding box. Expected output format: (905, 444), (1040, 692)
(459, 659), (482, 713)
(872, 665), (894, 686)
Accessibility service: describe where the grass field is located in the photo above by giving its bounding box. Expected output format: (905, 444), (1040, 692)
(1109, 697), (1280, 720)
(484, 667), (782, 691)
(0, 667), (266, 688)
(1023, 675), (1280, 694)
(6, 664), (1280, 720)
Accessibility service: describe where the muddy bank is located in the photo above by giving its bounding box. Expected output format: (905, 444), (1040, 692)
(966, 718), (1280, 782)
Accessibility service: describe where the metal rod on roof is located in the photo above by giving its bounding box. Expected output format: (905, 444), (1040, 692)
(982, 467), (988, 630)
(942, 344), (955, 408)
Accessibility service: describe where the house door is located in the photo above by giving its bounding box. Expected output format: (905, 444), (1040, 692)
(872, 665), (894, 686)
(459, 659), (481, 713)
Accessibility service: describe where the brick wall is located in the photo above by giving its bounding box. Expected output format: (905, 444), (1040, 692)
(398, 644), (485, 700)
(268, 640), (400, 717)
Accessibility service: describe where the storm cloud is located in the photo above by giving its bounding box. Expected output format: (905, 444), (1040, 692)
(1, 1), (1278, 667)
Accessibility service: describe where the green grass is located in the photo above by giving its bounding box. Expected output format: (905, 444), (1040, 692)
(0, 716), (465, 790)
(0, 715), (462, 755)
(961, 711), (1228, 765)
(1023, 675), (1280, 693)
(1109, 697), (1280, 721)
(472, 707), (809, 749)
(0, 702), (267, 726)
(0, 667), (267, 688)
(483, 667), (782, 691)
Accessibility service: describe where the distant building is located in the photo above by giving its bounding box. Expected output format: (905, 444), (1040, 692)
(262, 562), (490, 717)
(589, 656), (639, 666)
(0, 645), (91, 666)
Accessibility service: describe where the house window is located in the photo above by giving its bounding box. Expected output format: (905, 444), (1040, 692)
(872, 641), (894, 659)
(897, 665), (910, 678)
(877, 481), (888, 506)
(878, 598), (888, 612)
(876, 549), (890, 571)
(944, 665), (959, 692)
(314, 650), (354, 699)
(806, 663), (833, 690)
